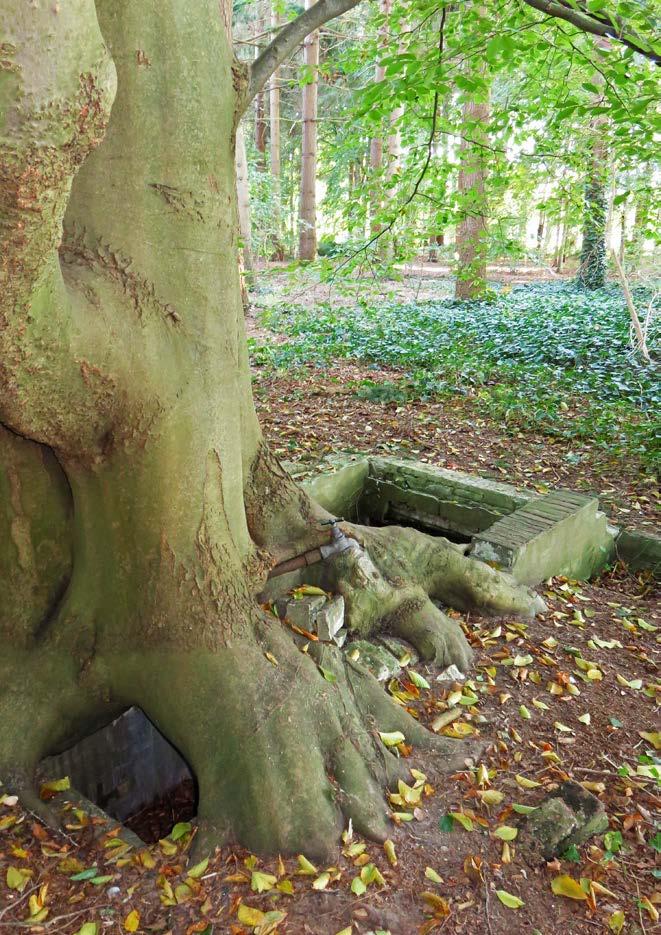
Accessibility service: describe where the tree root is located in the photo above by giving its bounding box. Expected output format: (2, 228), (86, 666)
(310, 522), (545, 672)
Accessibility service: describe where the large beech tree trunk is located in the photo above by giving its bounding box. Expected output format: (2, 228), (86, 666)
(0, 0), (542, 859)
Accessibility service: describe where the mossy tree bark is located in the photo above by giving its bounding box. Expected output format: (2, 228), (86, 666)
(577, 63), (608, 291)
(1, 0), (542, 858)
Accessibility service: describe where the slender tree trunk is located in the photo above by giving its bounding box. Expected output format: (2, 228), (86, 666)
(368, 0), (390, 236)
(455, 83), (490, 300)
(577, 75), (608, 290)
(0, 0), (542, 861)
(298, 0), (320, 261)
(254, 4), (268, 168)
(235, 122), (254, 295)
(269, 1), (284, 258)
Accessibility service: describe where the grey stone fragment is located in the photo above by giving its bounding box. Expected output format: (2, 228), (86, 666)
(377, 635), (419, 666)
(315, 595), (345, 641)
(282, 595), (326, 630)
(436, 664), (466, 682)
(521, 798), (579, 860)
(520, 780), (609, 861)
(345, 640), (402, 681)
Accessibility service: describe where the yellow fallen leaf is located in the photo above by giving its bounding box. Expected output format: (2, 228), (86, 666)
(424, 867), (443, 884)
(296, 854), (317, 875)
(478, 789), (504, 808)
(639, 896), (659, 923)
(187, 857), (209, 879)
(6, 866), (33, 892)
(124, 910), (140, 933)
(449, 811), (474, 831)
(312, 872), (330, 891)
(493, 825), (518, 841)
(421, 891), (450, 915)
(607, 910), (625, 933)
(639, 731), (661, 750)
(252, 870), (277, 892)
(515, 774), (541, 789)
(551, 875), (587, 900)
(237, 903), (266, 926)
(383, 840), (397, 866)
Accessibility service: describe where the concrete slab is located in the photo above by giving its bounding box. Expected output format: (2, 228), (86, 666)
(471, 490), (616, 585)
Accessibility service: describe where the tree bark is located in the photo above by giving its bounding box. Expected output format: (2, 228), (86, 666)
(235, 121), (254, 279)
(0, 0), (542, 859)
(254, 2), (268, 167)
(269, 1), (284, 258)
(455, 86), (490, 300)
(577, 138), (608, 289)
(298, 0), (320, 261)
(368, 0), (390, 237)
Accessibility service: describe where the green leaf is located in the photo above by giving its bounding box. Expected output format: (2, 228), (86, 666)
(407, 670), (430, 690)
(496, 889), (524, 909)
(170, 821), (192, 841)
(438, 814), (455, 832)
(561, 844), (581, 862)
(70, 867), (99, 881)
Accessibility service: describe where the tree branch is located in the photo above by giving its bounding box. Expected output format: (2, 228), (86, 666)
(521, 0), (660, 63)
(246, 0), (362, 103)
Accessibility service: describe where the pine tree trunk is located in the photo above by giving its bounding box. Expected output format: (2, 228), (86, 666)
(0, 0), (542, 859)
(298, 0), (319, 261)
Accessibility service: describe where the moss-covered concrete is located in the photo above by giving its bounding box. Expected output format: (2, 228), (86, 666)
(471, 490), (616, 584)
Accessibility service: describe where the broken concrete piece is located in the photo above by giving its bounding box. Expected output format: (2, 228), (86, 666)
(284, 595), (327, 630)
(377, 635), (419, 666)
(436, 664), (466, 682)
(345, 640), (402, 681)
(315, 595), (345, 641)
(520, 780), (609, 860)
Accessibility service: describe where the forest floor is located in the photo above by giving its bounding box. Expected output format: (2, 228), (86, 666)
(0, 274), (658, 935)
(1, 571), (657, 935)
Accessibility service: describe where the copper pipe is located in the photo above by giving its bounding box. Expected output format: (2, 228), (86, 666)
(267, 546), (324, 579)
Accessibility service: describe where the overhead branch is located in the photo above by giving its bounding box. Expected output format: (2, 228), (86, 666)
(246, 0), (362, 103)
(521, 0), (661, 63)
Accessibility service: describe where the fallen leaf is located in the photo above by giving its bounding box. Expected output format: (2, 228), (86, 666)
(496, 889), (524, 909)
(550, 875), (588, 900)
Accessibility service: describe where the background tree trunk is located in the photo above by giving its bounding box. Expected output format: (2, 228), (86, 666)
(298, 0), (320, 261)
(235, 122), (254, 281)
(455, 84), (490, 300)
(269, 1), (284, 258)
(368, 0), (390, 237)
(254, 1), (268, 168)
(577, 69), (608, 290)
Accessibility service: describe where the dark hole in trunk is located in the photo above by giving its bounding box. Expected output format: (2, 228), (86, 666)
(39, 707), (198, 843)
